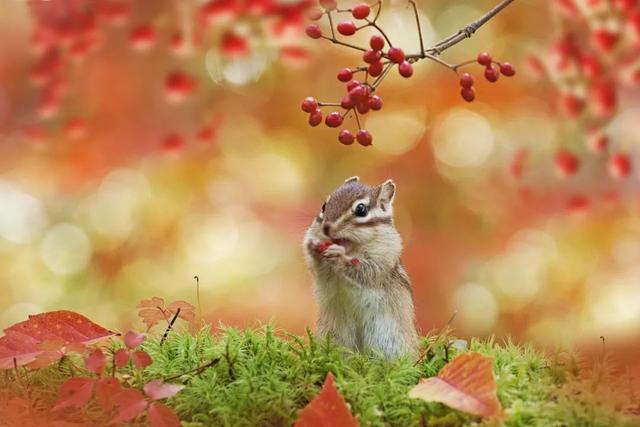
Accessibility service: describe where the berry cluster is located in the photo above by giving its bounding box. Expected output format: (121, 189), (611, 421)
(457, 52), (516, 102)
(23, 0), (312, 150)
(301, 0), (517, 146)
(513, 0), (640, 212)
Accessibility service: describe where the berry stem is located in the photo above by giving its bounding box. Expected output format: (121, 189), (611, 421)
(408, 0), (425, 55)
(371, 1), (383, 23)
(365, 19), (393, 47)
(353, 109), (362, 129)
(327, 10), (337, 39)
(371, 63), (394, 89)
(320, 35), (367, 52)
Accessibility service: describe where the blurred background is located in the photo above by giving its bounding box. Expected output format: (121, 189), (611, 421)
(1, 0), (639, 370)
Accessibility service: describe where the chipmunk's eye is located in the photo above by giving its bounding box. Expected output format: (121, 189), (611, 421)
(354, 203), (368, 217)
(321, 202), (326, 213)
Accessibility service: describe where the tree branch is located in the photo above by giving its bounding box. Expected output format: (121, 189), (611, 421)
(426, 0), (516, 55)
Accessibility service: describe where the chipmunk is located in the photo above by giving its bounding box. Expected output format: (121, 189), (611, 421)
(303, 176), (418, 359)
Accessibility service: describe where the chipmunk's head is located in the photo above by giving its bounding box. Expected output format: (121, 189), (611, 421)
(309, 176), (401, 254)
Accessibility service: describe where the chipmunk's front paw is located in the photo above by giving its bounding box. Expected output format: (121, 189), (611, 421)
(323, 244), (346, 259)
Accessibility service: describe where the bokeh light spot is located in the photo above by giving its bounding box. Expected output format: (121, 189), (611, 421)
(40, 223), (92, 276)
(432, 109), (494, 168)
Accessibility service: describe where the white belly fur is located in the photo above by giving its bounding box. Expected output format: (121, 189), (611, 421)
(315, 276), (408, 358)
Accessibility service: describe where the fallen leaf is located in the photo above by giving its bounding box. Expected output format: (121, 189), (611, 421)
(53, 377), (95, 411)
(409, 352), (504, 419)
(294, 372), (359, 427)
(148, 402), (181, 427)
(0, 311), (117, 369)
(144, 380), (184, 400)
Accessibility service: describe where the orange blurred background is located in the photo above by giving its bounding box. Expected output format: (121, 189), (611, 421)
(1, 0), (639, 371)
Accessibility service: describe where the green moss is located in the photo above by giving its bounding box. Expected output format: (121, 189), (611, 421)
(1, 326), (637, 427)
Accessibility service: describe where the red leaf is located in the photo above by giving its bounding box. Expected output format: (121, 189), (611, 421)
(123, 331), (146, 349)
(148, 402), (181, 427)
(85, 348), (106, 376)
(409, 352), (505, 419)
(137, 297), (167, 329)
(95, 377), (122, 413)
(137, 297), (165, 309)
(132, 350), (153, 369)
(112, 389), (148, 423)
(0, 311), (117, 369)
(294, 372), (359, 427)
(166, 301), (195, 322)
(144, 380), (184, 400)
(114, 348), (130, 368)
(53, 377), (95, 411)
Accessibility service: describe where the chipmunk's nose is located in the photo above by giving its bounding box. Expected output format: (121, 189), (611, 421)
(322, 223), (331, 237)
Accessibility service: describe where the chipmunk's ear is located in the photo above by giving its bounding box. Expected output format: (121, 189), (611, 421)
(344, 176), (360, 184)
(377, 179), (396, 210)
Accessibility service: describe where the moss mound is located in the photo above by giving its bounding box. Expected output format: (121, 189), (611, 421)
(1, 326), (636, 426)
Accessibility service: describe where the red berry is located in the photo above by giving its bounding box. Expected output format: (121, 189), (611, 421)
(459, 72), (474, 88)
(460, 87), (475, 102)
(561, 93), (585, 117)
(339, 130), (355, 145)
(609, 153), (632, 178)
(307, 7), (323, 21)
(587, 133), (608, 153)
(352, 3), (370, 19)
(341, 95), (355, 109)
(309, 109), (322, 127)
(317, 240), (332, 253)
(356, 129), (373, 146)
(305, 24), (322, 39)
(301, 97), (318, 113)
(363, 49), (382, 64)
(591, 27), (619, 52)
(369, 95), (382, 110)
(499, 62), (516, 77)
(398, 61), (413, 78)
(337, 21), (357, 36)
(554, 149), (580, 177)
(590, 79), (616, 117)
(484, 65), (499, 82)
(337, 68), (353, 82)
(349, 85), (369, 101)
(356, 100), (370, 114)
(477, 52), (492, 66)
(319, 0), (337, 11)
(370, 35), (385, 51)
(325, 112), (343, 127)
(368, 61), (383, 77)
(346, 80), (361, 91)
(387, 47), (405, 63)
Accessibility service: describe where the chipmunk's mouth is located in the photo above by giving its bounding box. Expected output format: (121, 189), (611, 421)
(332, 238), (353, 248)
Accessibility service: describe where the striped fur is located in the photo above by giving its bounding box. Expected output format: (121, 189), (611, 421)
(303, 178), (418, 359)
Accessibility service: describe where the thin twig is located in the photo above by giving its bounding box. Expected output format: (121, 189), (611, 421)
(408, 0), (424, 54)
(164, 357), (220, 381)
(427, 0), (516, 55)
(160, 307), (181, 346)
